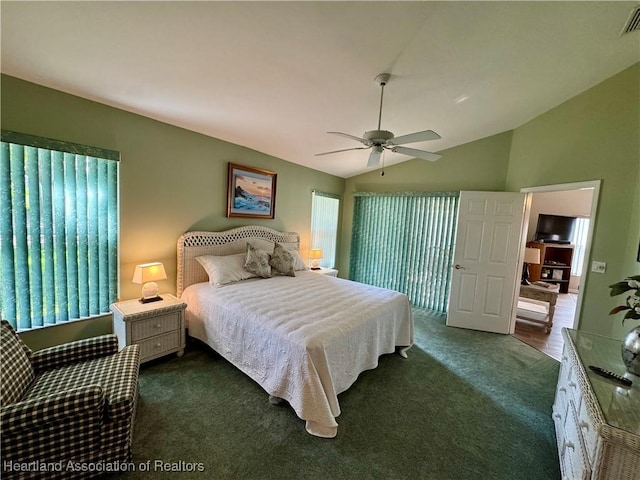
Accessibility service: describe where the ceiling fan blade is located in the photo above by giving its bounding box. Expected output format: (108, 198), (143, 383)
(327, 131), (367, 144)
(367, 149), (382, 167)
(390, 146), (442, 162)
(388, 130), (441, 146)
(315, 146), (370, 157)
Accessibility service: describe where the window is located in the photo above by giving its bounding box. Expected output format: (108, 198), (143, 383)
(310, 191), (340, 268)
(350, 192), (459, 312)
(570, 217), (590, 276)
(0, 131), (119, 331)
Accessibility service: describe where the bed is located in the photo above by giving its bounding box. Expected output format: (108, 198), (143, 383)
(177, 226), (413, 438)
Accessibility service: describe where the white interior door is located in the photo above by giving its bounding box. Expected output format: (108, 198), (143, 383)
(446, 191), (527, 334)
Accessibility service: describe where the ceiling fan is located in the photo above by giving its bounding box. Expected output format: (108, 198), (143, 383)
(316, 73), (442, 167)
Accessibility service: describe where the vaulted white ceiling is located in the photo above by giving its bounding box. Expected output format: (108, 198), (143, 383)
(2, 1), (639, 178)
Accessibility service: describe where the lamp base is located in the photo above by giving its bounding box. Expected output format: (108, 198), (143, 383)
(139, 295), (163, 304)
(139, 281), (161, 303)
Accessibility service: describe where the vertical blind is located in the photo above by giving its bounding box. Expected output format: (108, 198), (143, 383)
(310, 191), (340, 268)
(0, 131), (119, 331)
(350, 192), (459, 312)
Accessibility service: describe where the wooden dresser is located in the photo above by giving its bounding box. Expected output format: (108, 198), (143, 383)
(553, 329), (640, 479)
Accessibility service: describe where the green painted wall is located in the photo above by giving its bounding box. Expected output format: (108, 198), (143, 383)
(341, 63), (639, 339)
(3, 63), (638, 348)
(338, 130), (513, 277)
(1, 74), (344, 349)
(506, 63), (640, 339)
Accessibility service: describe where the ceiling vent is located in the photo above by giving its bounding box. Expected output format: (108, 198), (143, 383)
(621, 5), (640, 35)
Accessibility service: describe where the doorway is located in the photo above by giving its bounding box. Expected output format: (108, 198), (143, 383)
(512, 181), (600, 360)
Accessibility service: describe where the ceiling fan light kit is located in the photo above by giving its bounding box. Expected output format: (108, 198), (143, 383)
(316, 73), (442, 167)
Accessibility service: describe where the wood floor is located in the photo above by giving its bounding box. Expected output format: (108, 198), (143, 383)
(512, 293), (577, 362)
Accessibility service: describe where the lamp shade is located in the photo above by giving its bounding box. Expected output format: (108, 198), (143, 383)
(132, 262), (167, 284)
(309, 249), (323, 260)
(523, 248), (541, 265)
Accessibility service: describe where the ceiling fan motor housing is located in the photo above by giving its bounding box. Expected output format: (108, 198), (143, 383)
(363, 129), (394, 145)
(374, 73), (391, 86)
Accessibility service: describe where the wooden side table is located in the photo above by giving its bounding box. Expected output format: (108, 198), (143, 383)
(516, 284), (560, 333)
(111, 294), (186, 363)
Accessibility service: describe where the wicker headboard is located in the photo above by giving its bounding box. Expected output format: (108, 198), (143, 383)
(176, 225), (300, 296)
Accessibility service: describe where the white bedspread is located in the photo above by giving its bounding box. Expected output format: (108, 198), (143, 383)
(181, 271), (413, 438)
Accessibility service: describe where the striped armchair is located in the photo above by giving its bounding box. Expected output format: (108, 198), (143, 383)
(0, 320), (140, 479)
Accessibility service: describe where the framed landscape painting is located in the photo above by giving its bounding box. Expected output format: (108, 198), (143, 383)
(227, 163), (277, 219)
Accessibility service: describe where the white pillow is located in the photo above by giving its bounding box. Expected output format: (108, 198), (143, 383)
(196, 253), (258, 286)
(288, 249), (308, 271)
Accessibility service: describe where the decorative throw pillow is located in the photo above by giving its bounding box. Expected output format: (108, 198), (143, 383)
(269, 242), (296, 277)
(196, 253), (258, 287)
(244, 243), (272, 278)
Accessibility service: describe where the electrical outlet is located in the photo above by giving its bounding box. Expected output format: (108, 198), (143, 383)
(591, 261), (607, 273)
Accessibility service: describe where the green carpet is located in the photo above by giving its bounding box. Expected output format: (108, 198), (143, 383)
(106, 309), (561, 480)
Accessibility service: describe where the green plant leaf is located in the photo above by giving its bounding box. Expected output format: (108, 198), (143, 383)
(609, 282), (632, 296)
(623, 311), (640, 325)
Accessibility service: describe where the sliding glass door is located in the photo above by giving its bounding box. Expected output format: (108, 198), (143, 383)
(350, 192), (459, 312)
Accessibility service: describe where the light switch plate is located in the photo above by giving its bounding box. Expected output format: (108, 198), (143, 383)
(591, 261), (607, 273)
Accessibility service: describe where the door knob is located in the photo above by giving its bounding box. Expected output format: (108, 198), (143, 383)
(454, 264), (466, 270)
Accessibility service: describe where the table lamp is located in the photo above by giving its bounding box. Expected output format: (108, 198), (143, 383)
(133, 262), (167, 303)
(521, 248), (541, 285)
(309, 249), (323, 270)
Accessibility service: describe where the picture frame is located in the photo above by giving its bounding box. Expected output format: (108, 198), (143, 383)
(552, 269), (563, 280)
(227, 163), (277, 219)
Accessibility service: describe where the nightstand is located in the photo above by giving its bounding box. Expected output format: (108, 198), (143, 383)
(110, 294), (186, 363)
(311, 267), (339, 277)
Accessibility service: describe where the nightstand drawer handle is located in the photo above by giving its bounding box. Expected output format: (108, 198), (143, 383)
(155, 343), (161, 348)
(155, 323), (162, 329)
